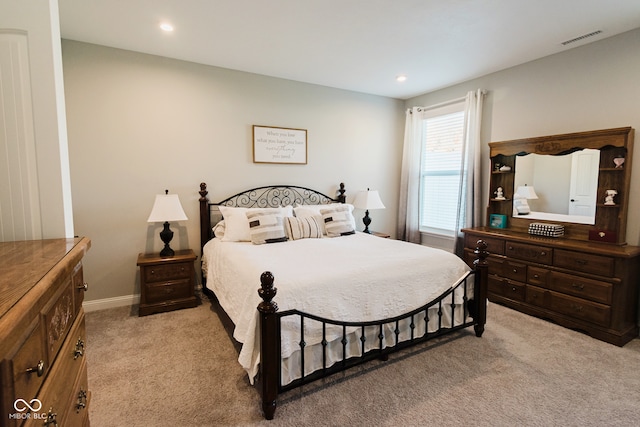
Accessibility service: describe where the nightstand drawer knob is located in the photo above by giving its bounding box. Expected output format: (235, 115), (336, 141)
(77, 282), (89, 291)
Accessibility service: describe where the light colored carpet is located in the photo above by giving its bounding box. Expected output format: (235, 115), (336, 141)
(85, 294), (640, 426)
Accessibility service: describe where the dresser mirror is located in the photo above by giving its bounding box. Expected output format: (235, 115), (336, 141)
(488, 127), (634, 244)
(512, 149), (599, 225)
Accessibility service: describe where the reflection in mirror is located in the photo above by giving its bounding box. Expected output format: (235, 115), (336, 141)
(513, 149), (599, 225)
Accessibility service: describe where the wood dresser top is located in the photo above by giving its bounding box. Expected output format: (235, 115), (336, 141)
(0, 238), (90, 318)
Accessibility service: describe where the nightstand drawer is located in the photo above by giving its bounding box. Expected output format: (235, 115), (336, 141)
(144, 279), (193, 304)
(144, 262), (192, 283)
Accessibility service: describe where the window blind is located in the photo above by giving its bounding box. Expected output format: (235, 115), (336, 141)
(419, 110), (464, 234)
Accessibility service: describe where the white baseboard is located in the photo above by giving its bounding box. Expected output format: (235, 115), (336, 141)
(82, 294), (140, 312)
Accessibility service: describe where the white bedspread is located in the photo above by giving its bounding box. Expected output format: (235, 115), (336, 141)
(203, 232), (470, 383)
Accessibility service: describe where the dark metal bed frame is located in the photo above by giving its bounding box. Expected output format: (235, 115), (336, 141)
(198, 182), (489, 420)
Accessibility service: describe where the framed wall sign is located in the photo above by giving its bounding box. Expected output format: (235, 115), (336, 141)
(253, 125), (307, 164)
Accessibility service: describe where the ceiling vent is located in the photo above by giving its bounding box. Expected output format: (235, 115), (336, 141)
(561, 30), (603, 46)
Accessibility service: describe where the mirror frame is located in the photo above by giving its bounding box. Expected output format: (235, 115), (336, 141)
(488, 127), (634, 244)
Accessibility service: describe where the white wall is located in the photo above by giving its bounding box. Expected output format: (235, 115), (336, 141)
(407, 28), (640, 247)
(62, 40), (404, 302)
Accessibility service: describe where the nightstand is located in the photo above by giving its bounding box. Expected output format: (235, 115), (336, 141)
(371, 231), (391, 238)
(137, 249), (198, 316)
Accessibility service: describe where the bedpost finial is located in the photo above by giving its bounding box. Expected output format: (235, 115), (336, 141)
(199, 182), (209, 201)
(258, 271), (278, 313)
(473, 240), (489, 267)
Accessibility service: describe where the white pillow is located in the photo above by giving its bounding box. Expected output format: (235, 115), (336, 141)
(212, 220), (226, 239)
(246, 211), (288, 245)
(320, 205), (356, 237)
(294, 203), (356, 233)
(219, 206), (289, 242)
(284, 216), (323, 240)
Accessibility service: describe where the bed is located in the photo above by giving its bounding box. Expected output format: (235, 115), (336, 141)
(198, 182), (489, 420)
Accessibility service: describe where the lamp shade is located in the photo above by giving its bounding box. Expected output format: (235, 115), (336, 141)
(147, 193), (188, 223)
(515, 185), (538, 200)
(352, 190), (385, 210)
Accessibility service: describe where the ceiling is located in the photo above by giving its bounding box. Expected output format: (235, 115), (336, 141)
(58, 0), (640, 100)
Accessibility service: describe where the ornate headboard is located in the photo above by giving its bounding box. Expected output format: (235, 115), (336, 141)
(198, 182), (346, 252)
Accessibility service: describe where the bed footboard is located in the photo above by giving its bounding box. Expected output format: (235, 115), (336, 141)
(257, 239), (489, 420)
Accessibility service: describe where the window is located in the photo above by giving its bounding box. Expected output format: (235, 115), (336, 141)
(419, 101), (465, 236)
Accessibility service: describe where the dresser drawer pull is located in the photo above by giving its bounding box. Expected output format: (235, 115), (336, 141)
(25, 360), (45, 377)
(43, 408), (58, 427)
(74, 338), (85, 359)
(571, 283), (585, 291)
(540, 251), (546, 256)
(77, 282), (89, 291)
(533, 274), (540, 279)
(571, 304), (583, 312)
(575, 259), (587, 265)
(512, 268), (518, 273)
(511, 287), (517, 292)
(76, 389), (88, 413)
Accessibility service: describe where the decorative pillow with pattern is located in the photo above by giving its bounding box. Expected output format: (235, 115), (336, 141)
(320, 205), (356, 237)
(219, 206), (288, 242)
(284, 216), (323, 240)
(246, 211), (288, 244)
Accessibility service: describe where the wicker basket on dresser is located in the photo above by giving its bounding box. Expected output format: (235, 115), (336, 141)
(0, 238), (91, 426)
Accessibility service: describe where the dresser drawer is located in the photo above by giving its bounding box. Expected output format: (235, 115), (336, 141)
(465, 234), (504, 255)
(502, 260), (527, 282)
(62, 360), (90, 426)
(525, 285), (547, 308)
(488, 275), (526, 302)
(549, 271), (613, 305)
(548, 291), (611, 327)
(144, 279), (193, 304)
(143, 262), (192, 283)
(1, 318), (47, 409)
(25, 312), (88, 427)
(505, 241), (553, 264)
(527, 266), (550, 287)
(554, 249), (614, 277)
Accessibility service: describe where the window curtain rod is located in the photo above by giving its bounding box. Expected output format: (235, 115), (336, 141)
(408, 90), (487, 113)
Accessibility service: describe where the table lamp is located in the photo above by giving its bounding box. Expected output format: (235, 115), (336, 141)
(513, 185), (538, 215)
(147, 190), (188, 256)
(353, 188), (385, 233)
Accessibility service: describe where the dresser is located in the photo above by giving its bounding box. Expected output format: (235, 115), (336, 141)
(0, 238), (91, 426)
(462, 227), (640, 346)
(137, 249), (198, 316)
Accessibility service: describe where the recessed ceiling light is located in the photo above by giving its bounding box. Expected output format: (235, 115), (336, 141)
(396, 75), (407, 82)
(160, 23), (174, 32)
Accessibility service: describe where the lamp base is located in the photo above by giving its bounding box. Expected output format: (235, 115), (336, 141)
(159, 221), (175, 257)
(362, 210), (372, 234)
